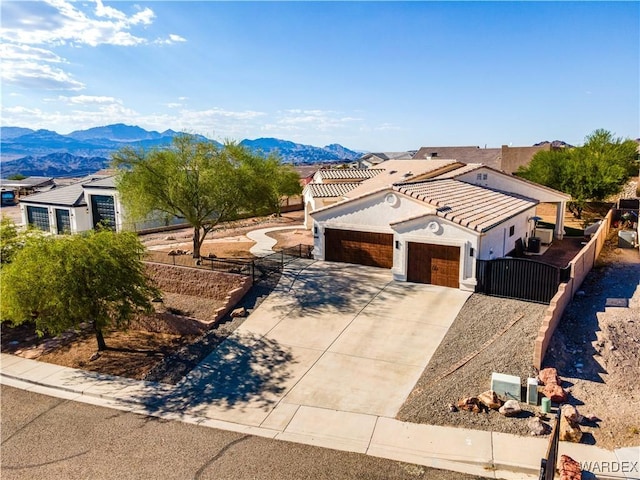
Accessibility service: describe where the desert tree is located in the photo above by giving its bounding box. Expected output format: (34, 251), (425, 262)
(517, 129), (638, 218)
(0, 230), (159, 351)
(113, 134), (301, 257)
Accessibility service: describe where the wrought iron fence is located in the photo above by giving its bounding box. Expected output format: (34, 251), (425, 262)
(476, 257), (571, 304)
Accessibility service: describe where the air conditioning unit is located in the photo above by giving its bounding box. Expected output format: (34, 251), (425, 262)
(535, 228), (554, 245)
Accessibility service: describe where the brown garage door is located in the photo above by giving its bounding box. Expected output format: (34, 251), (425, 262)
(407, 243), (460, 288)
(325, 229), (393, 268)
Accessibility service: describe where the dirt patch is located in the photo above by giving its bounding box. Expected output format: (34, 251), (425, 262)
(266, 228), (313, 249)
(543, 229), (640, 449)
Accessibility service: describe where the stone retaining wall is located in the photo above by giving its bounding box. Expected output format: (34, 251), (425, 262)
(533, 210), (613, 369)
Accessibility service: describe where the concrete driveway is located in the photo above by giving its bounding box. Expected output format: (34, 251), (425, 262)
(178, 260), (471, 430)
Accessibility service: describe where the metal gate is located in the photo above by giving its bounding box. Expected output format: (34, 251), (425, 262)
(476, 258), (570, 304)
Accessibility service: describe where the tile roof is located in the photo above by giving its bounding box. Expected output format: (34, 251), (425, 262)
(430, 163), (484, 179)
(306, 183), (361, 198)
(393, 179), (537, 232)
(413, 146), (502, 169)
(344, 159), (460, 199)
(315, 168), (384, 180)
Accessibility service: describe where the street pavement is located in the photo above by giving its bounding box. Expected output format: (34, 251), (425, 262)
(1, 385), (484, 480)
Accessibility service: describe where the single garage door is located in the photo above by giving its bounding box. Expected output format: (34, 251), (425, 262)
(325, 229), (394, 269)
(407, 243), (460, 288)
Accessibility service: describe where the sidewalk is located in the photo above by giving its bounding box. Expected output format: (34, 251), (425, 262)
(2, 257), (638, 480)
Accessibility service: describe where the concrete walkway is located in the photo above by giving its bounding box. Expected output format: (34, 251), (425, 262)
(247, 225), (304, 257)
(1, 260), (637, 480)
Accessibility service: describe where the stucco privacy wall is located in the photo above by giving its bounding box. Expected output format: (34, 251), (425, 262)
(142, 262), (253, 334)
(533, 210), (613, 369)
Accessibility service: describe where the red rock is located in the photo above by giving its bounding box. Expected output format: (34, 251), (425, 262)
(538, 367), (561, 386)
(457, 397), (483, 413)
(559, 455), (582, 480)
(543, 383), (568, 403)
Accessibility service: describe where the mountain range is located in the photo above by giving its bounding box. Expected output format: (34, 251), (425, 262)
(0, 124), (362, 178)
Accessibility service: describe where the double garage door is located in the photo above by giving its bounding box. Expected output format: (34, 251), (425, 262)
(324, 229), (460, 288)
(324, 229), (394, 269)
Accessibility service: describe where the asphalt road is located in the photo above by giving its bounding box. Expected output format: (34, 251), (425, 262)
(1, 386), (487, 480)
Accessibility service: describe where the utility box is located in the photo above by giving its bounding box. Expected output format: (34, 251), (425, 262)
(491, 372), (521, 401)
(526, 377), (538, 405)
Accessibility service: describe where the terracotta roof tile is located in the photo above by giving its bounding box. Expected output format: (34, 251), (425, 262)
(394, 179), (537, 232)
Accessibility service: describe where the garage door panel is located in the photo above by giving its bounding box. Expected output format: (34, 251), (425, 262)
(325, 229), (393, 269)
(407, 242), (460, 288)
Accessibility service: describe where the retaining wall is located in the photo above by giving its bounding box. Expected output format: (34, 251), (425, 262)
(533, 210), (613, 369)
(138, 262), (253, 335)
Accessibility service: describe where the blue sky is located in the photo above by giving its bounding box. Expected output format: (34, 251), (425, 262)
(1, 1), (638, 151)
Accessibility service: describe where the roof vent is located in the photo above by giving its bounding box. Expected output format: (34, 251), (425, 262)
(403, 171), (412, 178)
(389, 170), (397, 175)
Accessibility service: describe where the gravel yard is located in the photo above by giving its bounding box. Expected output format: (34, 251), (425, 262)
(397, 295), (547, 435)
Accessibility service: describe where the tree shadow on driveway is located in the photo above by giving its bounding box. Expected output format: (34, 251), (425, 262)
(137, 332), (296, 416)
(270, 261), (393, 316)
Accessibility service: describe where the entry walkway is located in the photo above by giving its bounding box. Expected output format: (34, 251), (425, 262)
(1, 260), (636, 479)
(247, 225), (303, 257)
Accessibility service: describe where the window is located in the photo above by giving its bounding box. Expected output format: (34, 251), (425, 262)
(476, 173), (482, 180)
(509, 225), (515, 237)
(482, 173), (488, 180)
(469, 247), (474, 257)
(55, 209), (71, 234)
(90, 195), (116, 230)
(27, 206), (50, 231)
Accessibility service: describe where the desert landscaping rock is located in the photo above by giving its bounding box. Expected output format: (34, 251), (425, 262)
(560, 410), (583, 443)
(543, 382), (568, 403)
(498, 399), (522, 417)
(559, 455), (582, 480)
(231, 307), (247, 317)
(478, 390), (502, 410)
(537, 367), (561, 386)
(527, 417), (551, 436)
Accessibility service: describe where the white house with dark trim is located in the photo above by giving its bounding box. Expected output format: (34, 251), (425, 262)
(310, 164), (570, 291)
(19, 175), (123, 234)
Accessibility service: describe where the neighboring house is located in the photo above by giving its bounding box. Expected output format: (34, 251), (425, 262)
(356, 151), (416, 168)
(413, 144), (553, 174)
(19, 175), (124, 234)
(0, 176), (55, 198)
(413, 146), (503, 169)
(310, 163), (570, 291)
(302, 159), (462, 228)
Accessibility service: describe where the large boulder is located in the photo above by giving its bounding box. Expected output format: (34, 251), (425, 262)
(498, 399), (522, 417)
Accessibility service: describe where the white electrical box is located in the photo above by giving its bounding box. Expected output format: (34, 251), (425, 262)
(527, 377), (538, 405)
(491, 372), (521, 401)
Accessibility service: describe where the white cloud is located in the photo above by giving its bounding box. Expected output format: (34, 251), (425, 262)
(58, 95), (121, 105)
(0, 0), (184, 92)
(273, 109), (361, 131)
